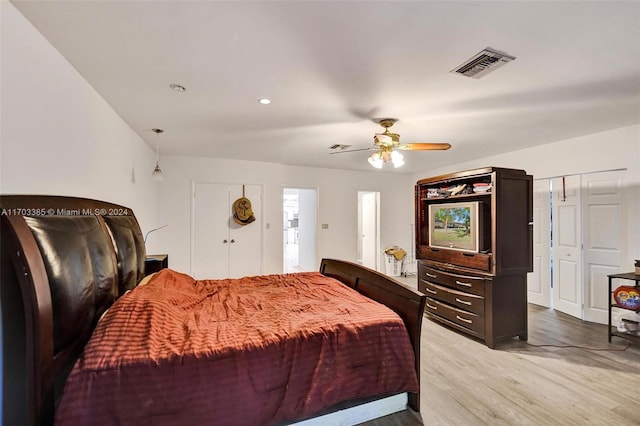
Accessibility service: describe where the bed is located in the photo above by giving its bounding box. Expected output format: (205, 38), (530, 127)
(0, 195), (426, 425)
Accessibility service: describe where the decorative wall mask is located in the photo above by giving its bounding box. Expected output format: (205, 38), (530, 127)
(232, 185), (256, 225)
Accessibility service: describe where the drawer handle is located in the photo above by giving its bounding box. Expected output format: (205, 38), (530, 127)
(425, 272), (437, 279)
(426, 302), (438, 310)
(425, 287), (437, 294)
(455, 297), (472, 306)
(456, 315), (473, 324)
(455, 280), (472, 287)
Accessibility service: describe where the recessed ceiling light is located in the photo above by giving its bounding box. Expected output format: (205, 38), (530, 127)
(169, 84), (186, 92)
(258, 98), (271, 105)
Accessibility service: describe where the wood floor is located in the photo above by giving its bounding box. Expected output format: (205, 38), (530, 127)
(361, 297), (640, 425)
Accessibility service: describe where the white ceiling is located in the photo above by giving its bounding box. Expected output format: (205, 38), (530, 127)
(12, 0), (640, 174)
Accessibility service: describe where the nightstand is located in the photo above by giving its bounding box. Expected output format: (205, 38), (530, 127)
(145, 254), (168, 276)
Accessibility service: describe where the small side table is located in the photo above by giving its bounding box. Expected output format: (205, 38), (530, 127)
(608, 272), (640, 343)
(145, 254), (168, 276)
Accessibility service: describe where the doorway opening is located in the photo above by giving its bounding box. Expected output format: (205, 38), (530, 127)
(358, 191), (380, 271)
(283, 188), (318, 273)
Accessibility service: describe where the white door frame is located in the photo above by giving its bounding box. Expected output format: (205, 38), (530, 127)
(358, 191), (380, 271)
(582, 170), (626, 324)
(282, 186), (319, 272)
(527, 179), (551, 307)
(297, 188), (318, 271)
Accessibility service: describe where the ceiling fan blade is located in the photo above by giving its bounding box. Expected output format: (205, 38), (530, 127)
(397, 143), (452, 151)
(348, 107), (381, 121)
(329, 147), (377, 154)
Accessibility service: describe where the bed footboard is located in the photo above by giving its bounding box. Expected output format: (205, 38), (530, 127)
(319, 258), (426, 412)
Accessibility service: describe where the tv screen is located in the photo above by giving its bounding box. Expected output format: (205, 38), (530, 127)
(428, 201), (480, 252)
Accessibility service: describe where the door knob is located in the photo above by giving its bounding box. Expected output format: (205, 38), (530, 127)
(223, 239), (228, 243)
(230, 239), (236, 243)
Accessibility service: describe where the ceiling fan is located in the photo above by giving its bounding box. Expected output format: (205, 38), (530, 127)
(330, 119), (451, 169)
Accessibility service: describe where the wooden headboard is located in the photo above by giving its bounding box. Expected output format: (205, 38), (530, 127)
(0, 195), (146, 425)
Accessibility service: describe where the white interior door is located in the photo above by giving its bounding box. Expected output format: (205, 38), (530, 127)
(552, 175), (583, 318)
(229, 184), (263, 278)
(358, 191), (379, 270)
(193, 183), (232, 279)
(582, 170), (625, 324)
(528, 179), (551, 307)
(193, 183), (263, 279)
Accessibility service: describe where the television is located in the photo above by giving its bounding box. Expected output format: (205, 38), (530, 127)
(428, 201), (485, 253)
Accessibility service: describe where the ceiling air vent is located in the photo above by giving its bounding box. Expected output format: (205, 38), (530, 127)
(329, 144), (350, 151)
(451, 47), (516, 79)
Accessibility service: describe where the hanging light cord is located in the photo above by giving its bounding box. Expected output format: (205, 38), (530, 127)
(155, 134), (159, 164)
(150, 129), (164, 181)
(153, 128), (163, 165)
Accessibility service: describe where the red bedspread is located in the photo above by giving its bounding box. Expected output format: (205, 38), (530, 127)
(55, 269), (418, 425)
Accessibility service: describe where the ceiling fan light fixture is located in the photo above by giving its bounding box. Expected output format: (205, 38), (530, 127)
(374, 133), (393, 145)
(151, 128), (164, 182)
(152, 164), (164, 182)
(333, 117), (449, 169)
(368, 152), (383, 169)
(391, 150), (404, 168)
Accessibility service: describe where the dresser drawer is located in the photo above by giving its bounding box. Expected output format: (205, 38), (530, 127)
(425, 297), (485, 335)
(418, 264), (486, 296)
(419, 246), (492, 272)
(419, 280), (485, 315)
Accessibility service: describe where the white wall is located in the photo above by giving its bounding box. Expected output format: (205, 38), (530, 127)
(158, 125), (640, 277)
(156, 155), (414, 275)
(1, 3), (161, 419)
(1, 2), (159, 237)
(297, 188), (317, 271)
(411, 124), (640, 267)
